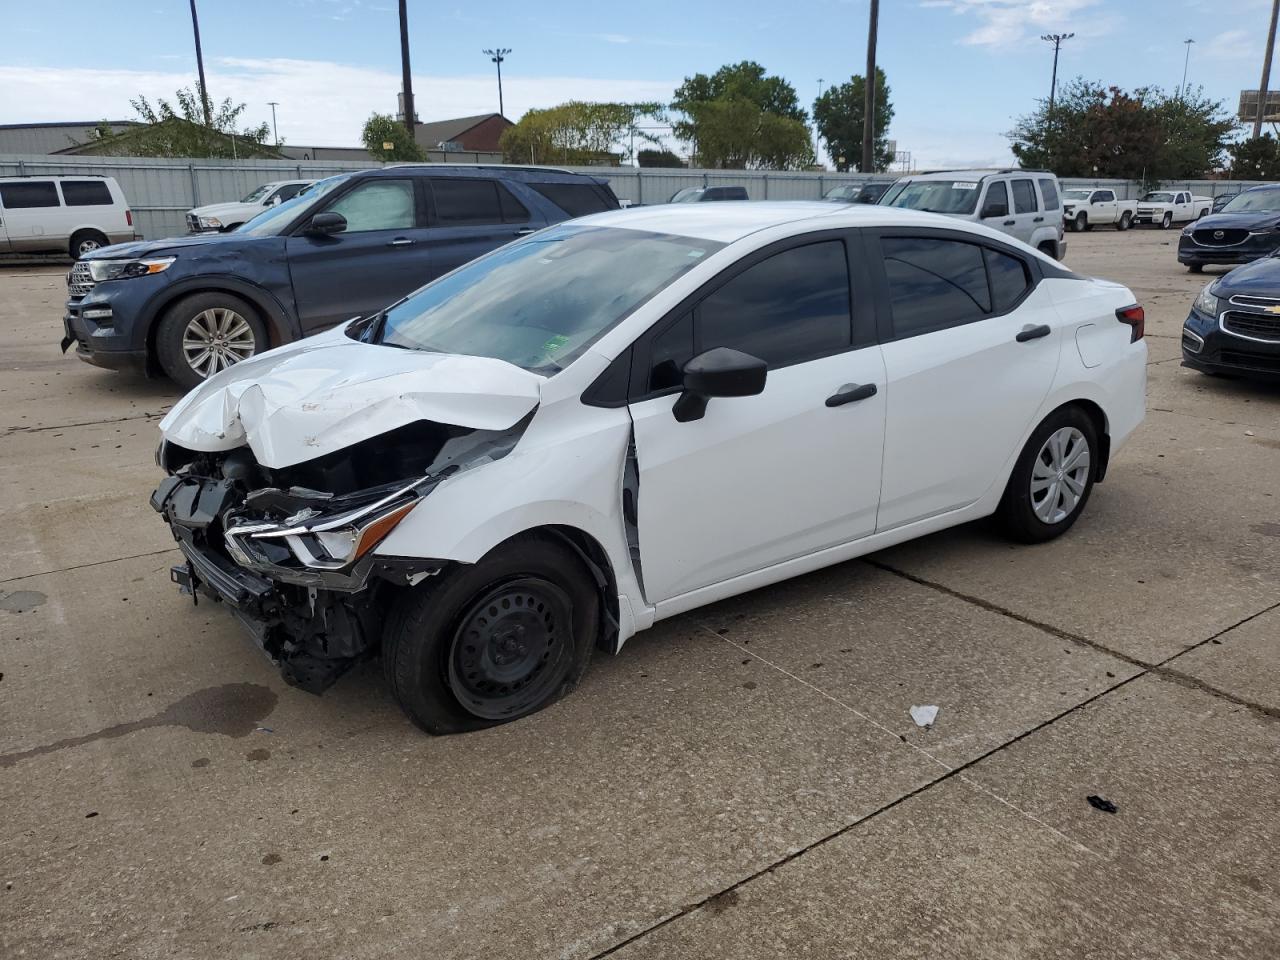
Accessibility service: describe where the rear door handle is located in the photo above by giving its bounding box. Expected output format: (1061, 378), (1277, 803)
(1016, 323), (1051, 342)
(1033, 216), (1045, 222)
(387, 237), (415, 247)
(826, 383), (877, 407)
(1003, 219), (1016, 226)
(514, 227), (537, 236)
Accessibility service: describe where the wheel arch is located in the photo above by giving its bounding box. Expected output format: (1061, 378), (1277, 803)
(1038, 397), (1111, 482)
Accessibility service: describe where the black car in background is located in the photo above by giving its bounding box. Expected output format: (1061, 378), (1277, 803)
(1182, 254), (1280, 380)
(62, 165), (620, 387)
(823, 181), (891, 204)
(1178, 184), (1280, 273)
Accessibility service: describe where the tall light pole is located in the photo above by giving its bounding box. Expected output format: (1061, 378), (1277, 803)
(398, 0), (416, 137)
(483, 48), (511, 117)
(815, 78), (824, 164)
(188, 0), (212, 128)
(861, 0), (878, 174)
(1180, 38), (1195, 97)
(1041, 33), (1074, 115)
(267, 101), (279, 146)
(1255, 0), (1280, 138)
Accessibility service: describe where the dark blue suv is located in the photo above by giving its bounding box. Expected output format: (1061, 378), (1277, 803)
(61, 165), (620, 387)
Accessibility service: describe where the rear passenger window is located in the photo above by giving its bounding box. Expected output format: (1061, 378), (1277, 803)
(528, 182), (614, 217)
(0, 181), (60, 208)
(1037, 178), (1060, 211)
(882, 237), (990, 337)
(59, 181), (112, 206)
(1011, 179), (1037, 214)
(697, 241), (850, 368)
(431, 179), (503, 224)
(985, 248), (1031, 312)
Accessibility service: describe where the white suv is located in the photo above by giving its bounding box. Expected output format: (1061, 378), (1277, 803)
(186, 180), (313, 233)
(0, 176), (135, 258)
(881, 169), (1067, 259)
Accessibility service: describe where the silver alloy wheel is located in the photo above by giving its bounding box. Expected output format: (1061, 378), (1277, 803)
(77, 238), (101, 255)
(1030, 426), (1090, 524)
(181, 307), (256, 378)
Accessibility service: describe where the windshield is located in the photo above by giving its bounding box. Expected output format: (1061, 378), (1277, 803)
(376, 224), (724, 373)
(237, 175), (350, 236)
(884, 179), (981, 214)
(1221, 189), (1280, 213)
(1142, 192), (1174, 202)
(824, 184), (862, 200)
(1063, 189), (1091, 201)
(241, 184), (273, 203)
(670, 187), (702, 203)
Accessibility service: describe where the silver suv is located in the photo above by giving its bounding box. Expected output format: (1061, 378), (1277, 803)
(880, 169), (1066, 259)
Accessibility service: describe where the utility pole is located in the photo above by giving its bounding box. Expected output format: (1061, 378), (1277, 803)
(188, 0), (212, 128)
(398, 0), (416, 137)
(860, 0), (878, 174)
(267, 101), (279, 146)
(1255, 0), (1280, 138)
(1041, 33), (1074, 115)
(815, 78), (824, 164)
(483, 48), (511, 117)
(1180, 39), (1195, 97)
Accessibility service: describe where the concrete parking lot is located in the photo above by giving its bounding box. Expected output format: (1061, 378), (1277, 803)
(2, 228), (1279, 959)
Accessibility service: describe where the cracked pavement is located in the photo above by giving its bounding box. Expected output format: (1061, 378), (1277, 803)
(2, 229), (1279, 959)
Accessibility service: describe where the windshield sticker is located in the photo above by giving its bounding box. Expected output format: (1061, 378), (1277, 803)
(952, 182), (978, 190)
(540, 334), (570, 355)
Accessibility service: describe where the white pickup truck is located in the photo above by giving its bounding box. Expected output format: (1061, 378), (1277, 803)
(1133, 190), (1212, 229)
(1061, 188), (1138, 232)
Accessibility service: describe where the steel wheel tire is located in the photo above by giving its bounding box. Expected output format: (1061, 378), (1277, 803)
(1117, 212), (1131, 231)
(382, 534), (599, 735)
(995, 406), (1099, 543)
(156, 292), (266, 390)
(1074, 212), (1087, 232)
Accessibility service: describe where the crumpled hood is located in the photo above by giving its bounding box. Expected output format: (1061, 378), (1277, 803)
(159, 325), (543, 469)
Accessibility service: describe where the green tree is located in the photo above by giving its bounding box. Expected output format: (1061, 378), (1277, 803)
(1229, 134), (1280, 179)
(361, 112), (425, 161)
(1007, 78), (1235, 180)
(637, 148), (684, 168)
(670, 62), (812, 169)
(813, 68), (894, 172)
(500, 101), (665, 165)
(125, 85), (274, 158)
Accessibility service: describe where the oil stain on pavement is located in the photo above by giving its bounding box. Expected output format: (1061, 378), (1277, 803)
(0, 682), (278, 768)
(0, 590), (47, 614)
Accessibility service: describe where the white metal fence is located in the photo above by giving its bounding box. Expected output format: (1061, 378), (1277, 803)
(0, 153), (1269, 243)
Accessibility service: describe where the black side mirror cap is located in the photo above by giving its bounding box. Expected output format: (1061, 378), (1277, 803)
(673, 347), (767, 422)
(306, 212), (347, 235)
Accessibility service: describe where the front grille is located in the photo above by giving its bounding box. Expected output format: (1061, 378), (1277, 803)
(1223, 310), (1280, 342)
(1231, 294), (1280, 309)
(67, 260), (95, 299)
(1193, 228), (1249, 246)
(1220, 349), (1280, 373)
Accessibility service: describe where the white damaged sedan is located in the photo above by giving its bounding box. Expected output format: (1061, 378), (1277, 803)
(153, 202), (1147, 733)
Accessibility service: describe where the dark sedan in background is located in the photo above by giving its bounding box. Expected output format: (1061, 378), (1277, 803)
(1178, 185), (1280, 273)
(1182, 254), (1280, 380)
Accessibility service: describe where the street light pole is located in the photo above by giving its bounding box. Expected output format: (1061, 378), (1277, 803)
(483, 48), (511, 117)
(1180, 38), (1195, 97)
(1041, 33), (1074, 115)
(398, 0), (416, 137)
(267, 101), (279, 146)
(188, 0), (212, 128)
(815, 78), (824, 164)
(860, 0), (878, 174)
(1255, 0), (1280, 138)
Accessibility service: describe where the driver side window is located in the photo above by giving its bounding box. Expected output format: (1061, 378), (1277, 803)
(324, 179), (416, 232)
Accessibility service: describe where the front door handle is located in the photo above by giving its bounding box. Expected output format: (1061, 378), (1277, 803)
(826, 382), (877, 407)
(1016, 323), (1051, 342)
(387, 237), (416, 247)
(514, 227), (536, 236)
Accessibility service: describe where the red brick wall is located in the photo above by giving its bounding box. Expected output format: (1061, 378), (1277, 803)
(456, 115), (514, 152)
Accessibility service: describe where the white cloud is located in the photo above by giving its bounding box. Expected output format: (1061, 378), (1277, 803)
(1202, 29), (1258, 60)
(0, 57), (678, 147)
(923, 0), (1117, 47)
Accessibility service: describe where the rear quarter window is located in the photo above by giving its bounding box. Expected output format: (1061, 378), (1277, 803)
(59, 181), (113, 206)
(0, 181), (60, 208)
(1037, 179), (1060, 210)
(527, 182), (617, 217)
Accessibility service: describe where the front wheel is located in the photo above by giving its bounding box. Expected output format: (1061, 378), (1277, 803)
(155, 292), (266, 390)
(382, 534), (599, 734)
(1188, 263), (1204, 274)
(995, 407), (1098, 543)
(1160, 212), (1173, 229)
(1073, 212), (1087, 233)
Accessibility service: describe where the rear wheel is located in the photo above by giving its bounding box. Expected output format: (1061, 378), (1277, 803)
(155, 292), (266, 390)
(995, 406), (1098, 544)
(382, 534), (598, 735)
(1117, 211), (1132, 231)
(69, 229), (109, 259)
(1160, 212), (1173, 229)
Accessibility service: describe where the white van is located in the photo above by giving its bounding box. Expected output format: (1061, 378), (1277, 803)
(880, 169), (1067, 260)
(0, 176), (135, 258)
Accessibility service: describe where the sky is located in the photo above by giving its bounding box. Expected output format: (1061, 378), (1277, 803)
(0, 0), (1274, 168)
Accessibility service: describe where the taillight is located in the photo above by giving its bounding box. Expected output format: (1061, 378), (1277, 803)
(1116, 304), (1144, 342)
(126, 209), (133, 226)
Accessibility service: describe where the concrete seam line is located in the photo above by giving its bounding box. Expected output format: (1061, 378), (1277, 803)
(0, 548), (177, 585)
(2, 412), (166, 436)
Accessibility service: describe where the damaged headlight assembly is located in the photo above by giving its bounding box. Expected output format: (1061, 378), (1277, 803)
(88, 256), (176, 282)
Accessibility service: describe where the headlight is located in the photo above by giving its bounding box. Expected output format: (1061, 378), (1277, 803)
(1192, 284), (1221, 317)
(198, 216), (223, 229)
(88, 256), (176, 282)
(1248, 224), (1280, 236)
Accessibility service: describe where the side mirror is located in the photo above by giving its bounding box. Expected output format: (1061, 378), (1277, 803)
(672, 347), (767, 422)
(305, 212), (347, 236)
(269, 195), (282, 206)
(981, 200), (1008, 219)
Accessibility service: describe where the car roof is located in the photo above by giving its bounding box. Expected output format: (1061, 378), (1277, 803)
(0, 174), (115, 181)
(573, 200), (987, 243)
(896, 168), (1055, 182)
(373, 163), (608, 184)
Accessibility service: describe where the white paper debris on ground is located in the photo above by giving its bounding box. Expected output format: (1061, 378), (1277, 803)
(910, 705), (939, 728)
